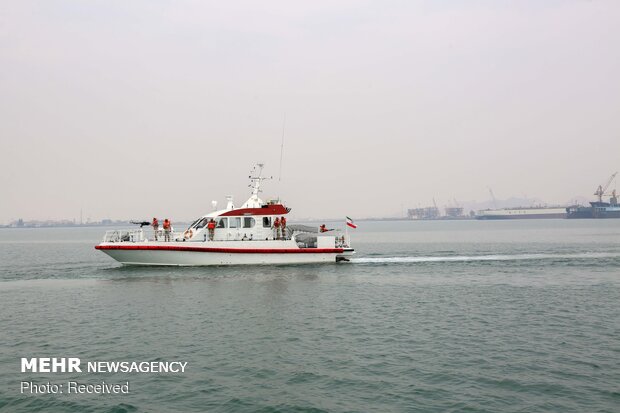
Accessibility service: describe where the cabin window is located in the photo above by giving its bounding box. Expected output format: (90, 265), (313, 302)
(229, 217), (241, 228)
(195, 218), (208, 229)
(216, 217), (227, 228)
(243, 217), (255, 228)
(263, 217), (271, 227)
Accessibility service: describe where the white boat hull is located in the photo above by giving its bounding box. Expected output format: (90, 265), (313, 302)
(96, 240), (354, 266)
(95, 165), (356, 267)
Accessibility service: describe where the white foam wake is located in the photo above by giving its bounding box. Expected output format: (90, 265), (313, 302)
(352, 252), (620, 264)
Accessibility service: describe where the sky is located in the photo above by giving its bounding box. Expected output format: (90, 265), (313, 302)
(1, 0), (619, 223)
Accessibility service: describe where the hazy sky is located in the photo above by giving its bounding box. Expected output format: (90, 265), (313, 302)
(2, 0), (619, 223)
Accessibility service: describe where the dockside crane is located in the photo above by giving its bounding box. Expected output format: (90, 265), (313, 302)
(488, 188), (498, 209)
(594, 172), (617, 203)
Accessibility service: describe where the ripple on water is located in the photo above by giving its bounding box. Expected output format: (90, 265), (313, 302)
(1, 224), (620, 412)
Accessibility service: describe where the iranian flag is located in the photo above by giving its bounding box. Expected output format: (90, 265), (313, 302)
(346, 216), (357, 229)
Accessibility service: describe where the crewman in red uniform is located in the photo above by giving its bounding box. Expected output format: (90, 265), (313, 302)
(163, 219), (172, 242)
(207, 219), (216, 241)
(152, 217), (159, 241)
(280, 216), (287, 239)
(273, 217), (281, 240)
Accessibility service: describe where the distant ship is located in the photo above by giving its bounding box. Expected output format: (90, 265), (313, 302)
(475, 207), (567, 220)
(566, 193), (620, 219)
(566, 201), (620, 219)
(566, 172), (620, 219)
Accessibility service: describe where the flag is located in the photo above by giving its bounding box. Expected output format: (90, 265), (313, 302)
(346, 216), (357, 228)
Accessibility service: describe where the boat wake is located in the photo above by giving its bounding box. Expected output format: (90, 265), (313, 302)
(352, 252), (620, 264)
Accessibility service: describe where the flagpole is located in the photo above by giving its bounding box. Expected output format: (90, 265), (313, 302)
(345, 217), (348, 246)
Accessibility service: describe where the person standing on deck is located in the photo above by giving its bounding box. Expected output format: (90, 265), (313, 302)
(207, 219), (216, 241)
(280, 216), (287, 239)
(163, 219), (172, 242)
(152, 217), (159, 241)
(273, 217), (281, 240)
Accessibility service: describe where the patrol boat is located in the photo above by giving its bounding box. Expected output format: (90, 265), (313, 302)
(95, 164), (355, 266)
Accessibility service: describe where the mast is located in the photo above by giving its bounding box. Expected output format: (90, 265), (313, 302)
(278, 115), (285, 182)
(243, 164), (272, 208)
(249, 163), (267, 197)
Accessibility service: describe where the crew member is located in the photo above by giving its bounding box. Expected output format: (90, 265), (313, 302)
(163, 218), (172, 242)
(152, 217), (159, 241)
(320, 224), (331, 233)
(280, 216), (287, 239)
(273, 217), (281, 240)
(207, 219), (216, 241)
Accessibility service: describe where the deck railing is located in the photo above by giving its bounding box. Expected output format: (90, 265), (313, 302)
(103, 229), (145, 243)
(335, 234), (351, 248)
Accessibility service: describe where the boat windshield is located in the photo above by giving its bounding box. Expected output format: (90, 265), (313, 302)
(194, 218), (209, 229)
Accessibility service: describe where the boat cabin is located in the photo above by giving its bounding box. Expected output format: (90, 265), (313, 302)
(182, 201), (291, 242)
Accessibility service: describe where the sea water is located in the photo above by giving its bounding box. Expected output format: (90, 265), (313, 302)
(0, 220), (618, 412)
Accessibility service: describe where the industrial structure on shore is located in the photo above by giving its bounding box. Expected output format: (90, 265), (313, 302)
(407, 172), (619, 220)
(407, 199), (468, 220)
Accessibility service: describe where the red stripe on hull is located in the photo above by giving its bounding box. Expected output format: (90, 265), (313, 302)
(95, 245), (343, 254)
(220, 204), (289, 216)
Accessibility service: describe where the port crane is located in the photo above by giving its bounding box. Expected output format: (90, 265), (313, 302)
(488, 188), (498, 209)
(594, 172), (617, 203)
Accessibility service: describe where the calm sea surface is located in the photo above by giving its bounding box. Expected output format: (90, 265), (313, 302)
(0, 220), (619, 413)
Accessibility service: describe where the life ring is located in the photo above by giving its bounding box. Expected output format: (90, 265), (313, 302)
(184, 229), (194, 239)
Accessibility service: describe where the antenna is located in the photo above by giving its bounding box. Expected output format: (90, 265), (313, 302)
(278, 114), (286, 182)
